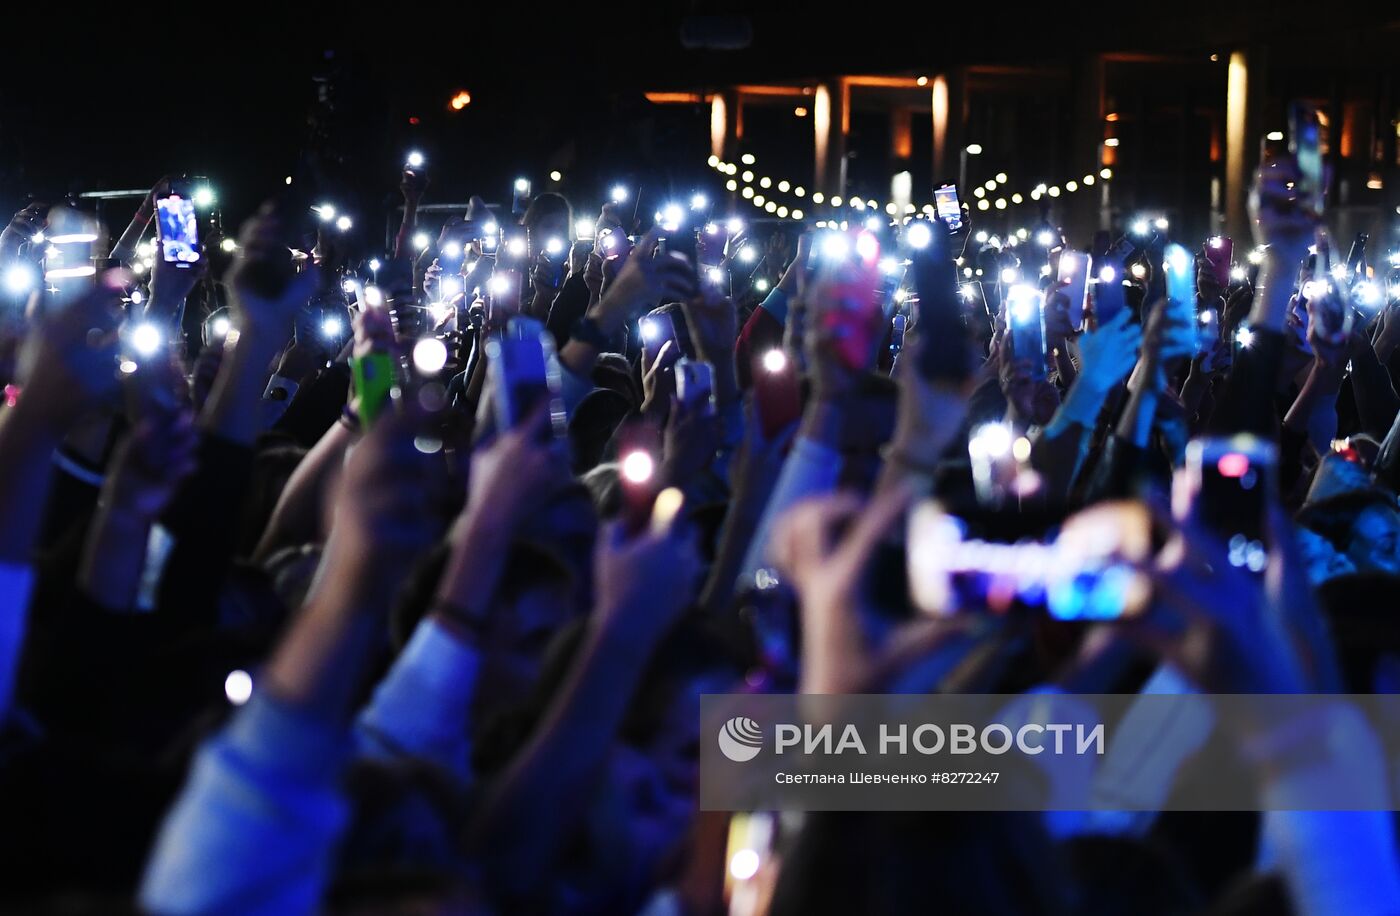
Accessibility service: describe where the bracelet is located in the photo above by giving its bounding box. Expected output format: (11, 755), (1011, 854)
(338, 404), (360, 432)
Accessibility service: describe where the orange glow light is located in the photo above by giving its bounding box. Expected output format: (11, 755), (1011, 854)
(449, 90), (472, 111)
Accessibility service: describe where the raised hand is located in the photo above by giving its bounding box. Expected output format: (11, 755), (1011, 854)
(592, 229), (697, 335)
(14, 272), (127, 424)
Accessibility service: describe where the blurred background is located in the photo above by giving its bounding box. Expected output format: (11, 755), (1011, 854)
(0, 2), (1395, 249)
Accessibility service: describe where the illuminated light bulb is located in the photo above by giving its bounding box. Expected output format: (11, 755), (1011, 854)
(960, 282), (979, 301)
(977, 199), (990, 211)
(725, 179), (738, 191)
(1083, 174), (1095, 185)
(483, 221), (498, 236)
(707, 155), (719, 167)
(742, 187), (755, 199)
(1100, 168), (1113, 179)
(973, 187), (986, 199)
(1265, 130), (1284, 142)
(905, 221), (933, 250)
(850, 196), (864, 209)
(793, 186), (805, 197)
(776, 206), (789, 218)
(224, 670), (253, 706)
(407, 151), (425, 168)
(1065, 181), (1078, 192)
(413, 337), (449, 374)
(764, 201), (777, 213)
(741, 153), (756, 165)
(1030, 189), (1042, 201)
(620, 450), (655, 484)
(1329, 263), (1349, 281)
(1011, 193), (1023, 204)
(994, 198), (1007, 209)
(449, 90), (472, 109)
(811, 192), (825, 204)
(778, 180), (790, 192)
(193, 186), (215, 208)
(830, 196), (843, 207)
(690, 193), (708, 210)
(130, 322), (162, 357)
(855, 231), (879, 262)
(988, 236), (1002, 248)
(741, 170), (755, 183)
(549, 170), (562, 182)
(321, 316), (344, 338)
(916, 75), (929, 86)
(1199, 309), (1215, 325)
(791, 209), (804, 220)
(753, 195), (765, 207)
(611, 185), (628, 203)
(363, 286), (384, 308)
(1301, 279), (1330, 300)
(762, 349), (787, 373)
(965, 143), (983, 154)
(758, 177), (772, 189)
(1047, 187), (1061, 198)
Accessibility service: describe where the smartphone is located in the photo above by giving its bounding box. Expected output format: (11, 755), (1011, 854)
(1006, 284), (1047, 380)
(1288, 102), (1324, 218)
(598, 228), (633, 262)
(818, 230), (883, 372)
(501, 227), (528, 263)
(639, 311), (678, 368)
(934, 184), (963, 233)
(697, 221), (727, 268)
(1197, 306), (1220, 360)
(511, 178), (532, 217)
(1163, 243), (1197, 331)
(1204, 236), (1233, 289)
(533, 231), (568, 287)
(675, 358), (716, 416)
(1056, 250), (1090, 331)
(484, 317), (563, 434)
(888, 312), (907, 363)
(1184, 435), (1276, 572)
(155, 191), (201, 267)
(752, 348), (802, 438)
(489, 267), (524, 317)
(1092, 262), (1128, 326)
(352, 352), (396, 431)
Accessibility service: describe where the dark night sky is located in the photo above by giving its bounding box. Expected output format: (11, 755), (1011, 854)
(0, 2), (1391, 239)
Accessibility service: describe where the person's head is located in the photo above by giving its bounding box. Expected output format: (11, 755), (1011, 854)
(1299, 492), (1400, 576)
(569, 388), (633, 475)
(522, 192), (572, 252)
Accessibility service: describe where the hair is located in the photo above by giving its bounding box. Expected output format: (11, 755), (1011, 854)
(569, 388), (634, 475)
(1316, 571), (1400, 692)
(1296, 490), (1398, 551)
(521, 192), (572, 234)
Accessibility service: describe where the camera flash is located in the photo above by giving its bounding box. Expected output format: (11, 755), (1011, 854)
(193, 186), (215, 208)
(130, 322), (162, 358)
(707, 266), (724, 284)
(621, 450), (655, 484)
(3, 264), (35, 295)
(321, 317), (344, 338)
(413, 233), (431, 251)
(762, 349), (787, 373)
(224, 670), (253, 706)
(406, 151), (425, 168)
(335, 216), (353, 232)
(576, 219), (596, 239)
(726, 218), (744, 235)
(905, 222), (933, 250)
(611, 185), (628, 203)
(211, 316), (231, 338)
(690, 193), (708, 210)
(514, 178), (530, 193)
(316, 204), (336, 221)
(412, 337), (449, 374)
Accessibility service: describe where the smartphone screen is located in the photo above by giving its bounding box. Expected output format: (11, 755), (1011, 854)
(485, 317), (562, 434)
(934, 184), (963, 233)
(639, 311), (678, 368)
(1093, 262), (1128, 326)
(675, 358), (715, 415)
(1056, 251), (1090, 331)
(156, 194), (201, 266)
(1164, 243), (1197, 330)
(1006, 284), (1047, 380)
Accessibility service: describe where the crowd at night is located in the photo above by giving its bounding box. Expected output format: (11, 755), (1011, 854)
(0, 12), (1399, 915)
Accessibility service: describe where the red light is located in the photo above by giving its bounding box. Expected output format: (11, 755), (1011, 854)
(1217, 453), (1250, 478)
(408, 117), (420, 125)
